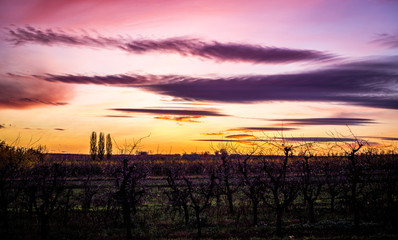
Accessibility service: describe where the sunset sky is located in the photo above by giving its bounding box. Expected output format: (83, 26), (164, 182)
(1, 0), (397, 154)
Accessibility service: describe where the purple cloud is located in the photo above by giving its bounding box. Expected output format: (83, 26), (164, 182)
(271, 118), (376, 126)
(228, 127), (298, 132)
(54, 128), (65, 131)
(111, 108), (227, 116)
(39, 74), (149, 86)
(0, 75), (71, 109)
(142, 56), (398, 110)
(365, 136), (398, 141)
(373, 32), (398, 48)
(195, 137), (364, 143)
(379, 137), (398, 141)
(8, 26), (334, 64)
(7, 26), (119, 47)
(26, 56), (398, 110)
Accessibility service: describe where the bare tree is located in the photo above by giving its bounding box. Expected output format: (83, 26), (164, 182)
(321, 154), (345, 212)
(164, 165), (190, 225)
(0, 142), (27, 228)
(98, 132), (105, 160)
(215, 148), (241, 215)
(113, 159), (146, 240)
(298, 146), (323, 223)
(80, 161), (99, 217)
(346, 140), (364, 232)
(239, 155), (263, 226)
(331, 129), (366, 232)
(113, 134), (150, 156)
(261, 145), (299, 237)
(90, 131), (97, 161)
(183, 170), (216, 238)
(112, 135), (149, 240)
(26, 163), (67, 240)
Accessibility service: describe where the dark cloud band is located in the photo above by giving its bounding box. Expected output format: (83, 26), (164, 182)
(142, 57), (398, 110)
(228, 127), (298, 131)
(194, 137), (361, 143)
(111, 108), (227, 116)
(17, 56), (398, 110)
(271, 118), (376, 126)
(8, 26), (334, 64)
(39, 74), (149, 85)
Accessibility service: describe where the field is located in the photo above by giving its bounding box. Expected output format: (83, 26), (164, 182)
(1, 142), (398, 239)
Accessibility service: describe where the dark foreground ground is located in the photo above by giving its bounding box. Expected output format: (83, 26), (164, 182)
(1, 146), (397, 239)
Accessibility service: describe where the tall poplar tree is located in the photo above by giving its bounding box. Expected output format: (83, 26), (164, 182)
(98, 132), (105, 160)
(90, 131), (97, 160)
(106, 133), (112, 159)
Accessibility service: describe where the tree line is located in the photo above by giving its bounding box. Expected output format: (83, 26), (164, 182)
(89, 131), (112, 160)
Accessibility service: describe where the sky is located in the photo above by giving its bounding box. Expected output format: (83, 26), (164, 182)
(0, 0), (397, 154)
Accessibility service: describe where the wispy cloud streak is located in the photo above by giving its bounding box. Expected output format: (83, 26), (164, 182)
(8, 26), (334, 64)
(111, 108), (227, 116)
(225, 134), (253, 139)
(271, 118), (376, 126)
(228, 127), (298, 132)
(275, 137), (359, 142)
(373, 32), (398, 48)
(39, 74), (149, 85)
(110, 107), (226, 123)
(379, 137), (398, 141)
(195, 137), (363, 143)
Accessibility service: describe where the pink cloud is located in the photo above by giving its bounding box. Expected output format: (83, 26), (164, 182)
(0, 74), (72, 109)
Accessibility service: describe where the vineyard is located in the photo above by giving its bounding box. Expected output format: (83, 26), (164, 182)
(1, 141), (397, 239)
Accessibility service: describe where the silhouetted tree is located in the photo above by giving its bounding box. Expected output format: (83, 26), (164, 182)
(299, 149), (323, 223)
(106, 133), (112, 159)
(0, 142), (26, 229)
(239, 155), (263, 226)
(113, 159), (146, 240)
(321, 155), (344, 212)
(262, 146), (299, 237)
(381, 149), (398, 225)
(98, 132), (105, 160)
(184, 172), (216, 238)
(332, 131), (366, 232)
(346, 140), (364, 232)
(80, 161), (99, 216)
(26, 163), (67, 240)
(164, 166), (190, 225)
(90, 131), (97, 160)
(215, 149), (240, 215)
